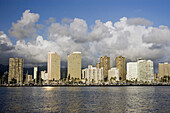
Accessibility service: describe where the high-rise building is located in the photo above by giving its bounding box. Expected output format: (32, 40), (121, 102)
(146, 60), (154, 82)
(8, 58), (23, 84)
(126, 62), (137, 81)
(108, 68), (119, 81)
(48, 52), (60, 80)
(100, 56), (110, 81)
(158, 62), (170, 79)
(34, 67), (38, 84)
(82, 65), (104, 84)
(67, 52), (81, 79)
(126, 59), (154, 82)
(115, 56), (126, 81)
(137, 59), (154, 82)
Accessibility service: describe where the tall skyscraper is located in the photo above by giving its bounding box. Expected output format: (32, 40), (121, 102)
(126, 62), (137, 81)
(48, 52), (60, 80)
(126, 59), (154, 82)
(115, 56), (126, 81)
(67, 52), (81, 79)
(158, 62), (170, 79)
(8, 58), (23, 84)
(137, 59), (154, 82)
(34, 67), (38, 84)
(100, 56), (110, 81)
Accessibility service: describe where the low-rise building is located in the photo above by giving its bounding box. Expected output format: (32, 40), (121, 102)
(41, 70), (48, 80)
(82, 65), (104, 84)
(27, 75), (32, 82)
(108, 68), (119, 82)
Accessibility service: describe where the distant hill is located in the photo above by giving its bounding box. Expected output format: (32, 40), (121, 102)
(0, 64), (8, 76)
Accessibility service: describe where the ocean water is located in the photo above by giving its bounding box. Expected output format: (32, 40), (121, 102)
(0, 86), (170, 113)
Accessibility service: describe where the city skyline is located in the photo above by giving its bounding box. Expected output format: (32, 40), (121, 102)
(6, 54), (169, 84)
(0, 1), (169, 113)
(0, 0), (170, 73)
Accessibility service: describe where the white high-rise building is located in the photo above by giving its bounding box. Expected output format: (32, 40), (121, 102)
(126, 62), (137, 81)
(146, 60), (154, 82)
(82, 65), (104, 84)
(126, 59), (154, 82)
(108, 68), (119, 81)
(34, 67), (38, 84)
(34, 67), (38, 79)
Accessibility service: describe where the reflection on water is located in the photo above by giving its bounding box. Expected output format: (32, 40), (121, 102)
(0, 86), (170, 113)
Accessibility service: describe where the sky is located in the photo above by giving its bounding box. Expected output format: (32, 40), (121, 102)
(0, 0), (170, 72)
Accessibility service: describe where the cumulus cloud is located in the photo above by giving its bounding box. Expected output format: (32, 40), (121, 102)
(142, 26), (170, 44)
(1, 10), (170, 69)
(9, 10), (40, 40)
(0, 31), (15, 64)
(127, 17), (153, 26)
(62, 18), (73, 24)
(0, 31), (13, 50)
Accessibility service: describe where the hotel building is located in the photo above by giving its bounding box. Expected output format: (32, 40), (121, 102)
(82, 65), (104, 84)
(99, 56), (110, 81)
(8, 58), (23, 84)
(48, 52), (60, 80)
(115, 56), (126, 81)
(126, 62), (137, 81)
(67, 52), (81, 79)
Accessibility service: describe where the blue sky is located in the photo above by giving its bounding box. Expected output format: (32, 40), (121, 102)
(0, 0), (170, 36)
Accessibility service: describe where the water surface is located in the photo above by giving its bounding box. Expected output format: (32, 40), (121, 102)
(0, 86), (170, 113)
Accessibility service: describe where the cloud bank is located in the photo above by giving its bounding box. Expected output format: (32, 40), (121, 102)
(0, 10), (170, 69)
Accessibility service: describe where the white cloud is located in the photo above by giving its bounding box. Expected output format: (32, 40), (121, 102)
(127, 17), (153, 26)
(142, 26), (170, 44)
(62, 18), (73, 24)
(9, 10), (40, 40)
(2, 10), (170, 68)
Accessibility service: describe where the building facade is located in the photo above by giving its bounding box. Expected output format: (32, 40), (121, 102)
(137, 59), (154, 82)
(48, 52), (60, 80)
(67, 52), (81, 79)
(158, 63), (170, 79)
(27, 75), (32, 82)
(108, 68), (119, 81)
(8, 58), (23, 84)
(100, 56), (110, 81)
(82, 65), (104, 84)
(115, 56), (126, 81)
(34, 67), (38, 84)
(126, 62), (137, 81)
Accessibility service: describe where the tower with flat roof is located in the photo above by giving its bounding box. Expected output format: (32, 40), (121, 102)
(8, 58), (23, 84)
(48, 52), (60, 80)
(67, 52), (81, 79)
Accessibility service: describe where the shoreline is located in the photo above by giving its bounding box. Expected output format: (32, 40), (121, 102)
(0, 84), (170, 87)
